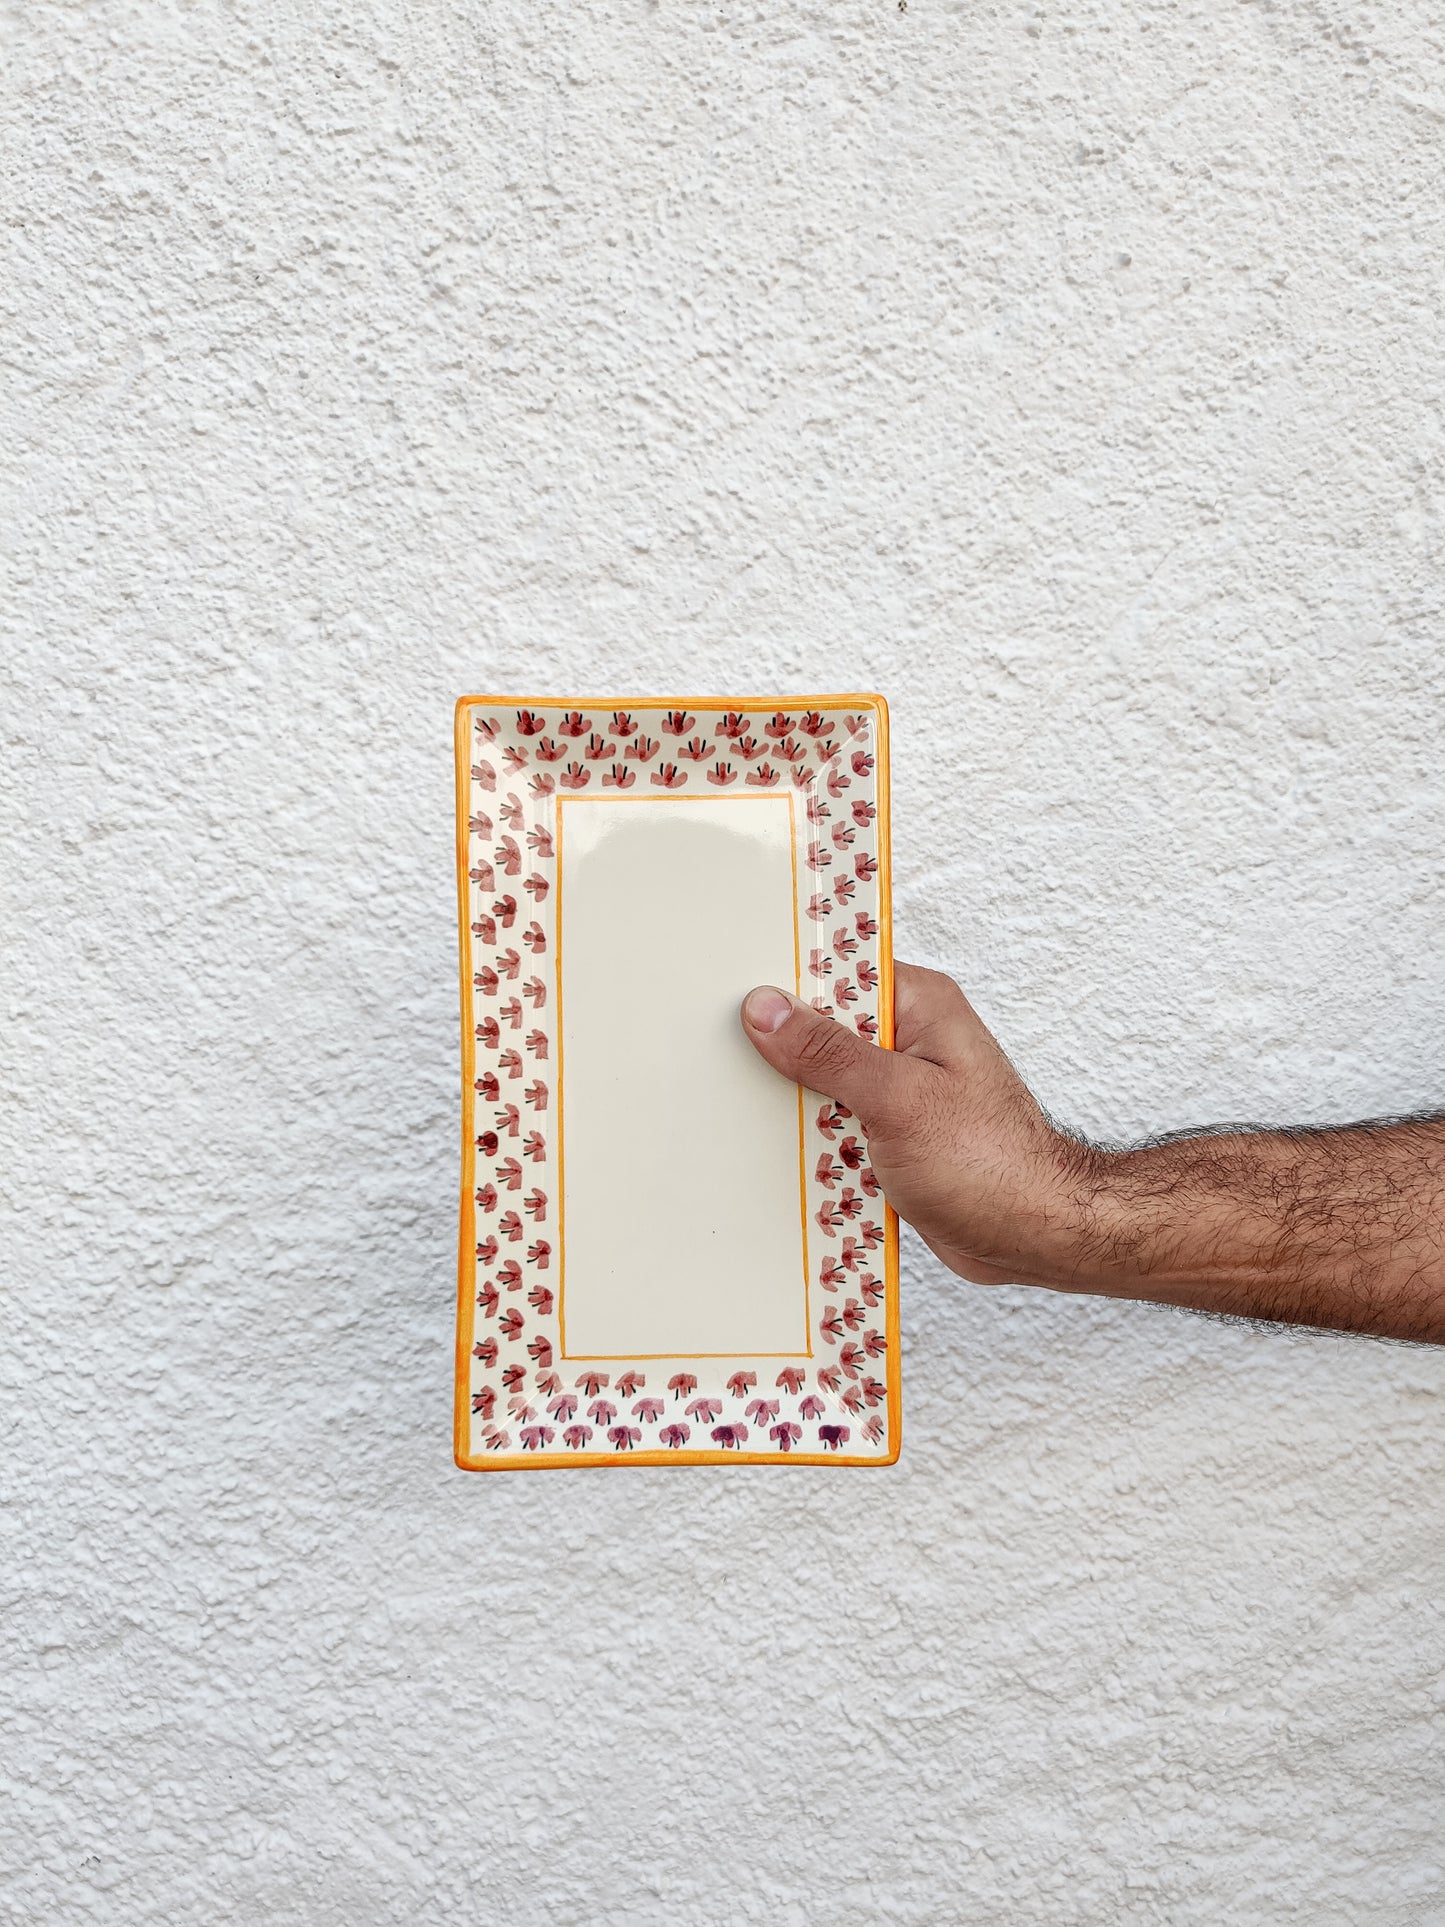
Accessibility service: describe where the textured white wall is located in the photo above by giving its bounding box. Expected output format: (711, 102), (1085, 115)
(6, 1), (1445, 1920)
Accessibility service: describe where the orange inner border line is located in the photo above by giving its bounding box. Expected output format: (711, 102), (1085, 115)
(552, 789), (811, 1361)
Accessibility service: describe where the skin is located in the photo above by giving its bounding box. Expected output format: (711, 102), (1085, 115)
(741, 962), (1445, 1345)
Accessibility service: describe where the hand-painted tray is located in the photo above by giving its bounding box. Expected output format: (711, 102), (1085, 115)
(453, 694), (899, 1468)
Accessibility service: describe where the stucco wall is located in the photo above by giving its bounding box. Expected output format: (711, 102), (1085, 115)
(6, 2), (1445, 1921)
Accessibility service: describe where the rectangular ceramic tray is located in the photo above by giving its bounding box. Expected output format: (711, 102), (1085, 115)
(453, 693), (899, 1468)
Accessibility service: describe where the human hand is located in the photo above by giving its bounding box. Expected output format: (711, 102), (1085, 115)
(740, 962), (1099, 1290)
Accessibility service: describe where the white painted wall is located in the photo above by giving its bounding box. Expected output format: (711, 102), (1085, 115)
(6, 2), (1445, 1920)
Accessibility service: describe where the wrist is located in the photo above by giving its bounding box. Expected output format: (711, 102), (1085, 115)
(1027, 1134), (1140, 1295)
(1037, 1136), (1215, 1302)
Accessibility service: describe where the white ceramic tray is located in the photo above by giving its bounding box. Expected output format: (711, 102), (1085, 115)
(453, 694), (898, 1468)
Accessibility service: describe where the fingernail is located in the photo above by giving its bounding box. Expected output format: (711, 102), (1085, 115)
(743, 986), (793, 1033)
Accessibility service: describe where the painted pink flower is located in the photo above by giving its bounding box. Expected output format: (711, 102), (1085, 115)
(799, 1395), (826, 1420)
(515, 709), (544, 735)
(745, 1398), (780, 1426)
(710, 1423), (749, 1449)
(588, 1398), (617, 1426)
(615, 1370), (645, 1397)
(707, 761), (737, 786)
(659, 1423), (691, 1449)
(563, 1424), (593, 1449)
(519, 1425), (554, 1451)
(775, 1367), (806, 1394)
(770, 1422), (803, 1451)
(726, 1370), (757, 1399)
(668, 1373), (698, 1400)
(632, 1398), (665, 1423)
(685, 1396), (721, 1425)
(818, 1424), (851, 1451)
(602, 763), (636, 788)
(609, 1425), (642, 1451)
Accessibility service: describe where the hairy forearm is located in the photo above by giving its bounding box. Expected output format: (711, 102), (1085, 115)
(1060, 1115), (1445, 1343)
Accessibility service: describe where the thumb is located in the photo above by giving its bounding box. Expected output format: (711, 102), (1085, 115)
(740, 985), (906, 1131)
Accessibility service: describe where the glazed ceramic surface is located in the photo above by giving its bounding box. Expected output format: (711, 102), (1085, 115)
(454, 695), (898, 1468)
